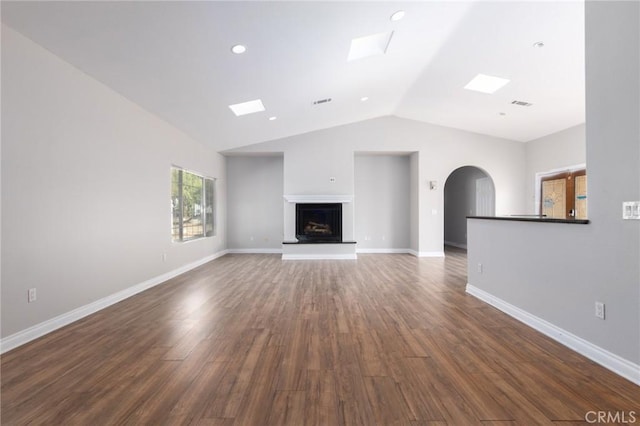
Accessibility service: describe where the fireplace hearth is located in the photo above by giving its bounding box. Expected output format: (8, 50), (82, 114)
(296, 203), (342, 243)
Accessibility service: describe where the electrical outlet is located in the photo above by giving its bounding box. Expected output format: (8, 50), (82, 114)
(595, 301), (605, 319)
(477, 263), (483, 273)
(28, 288), (37, 303)
(162, 253), (167, 262)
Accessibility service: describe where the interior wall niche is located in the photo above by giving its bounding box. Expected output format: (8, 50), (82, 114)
(354, 154), (411, 250)
(226, 155), (284, 249)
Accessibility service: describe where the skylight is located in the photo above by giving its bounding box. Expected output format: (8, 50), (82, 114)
(347, 31), (394, 62)
(464, 74), (510, 94)
(228, 99), (265, 116)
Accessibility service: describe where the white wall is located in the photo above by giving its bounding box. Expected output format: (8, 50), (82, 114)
(444, 166), (490, 248)
(354, 155), (411, 251)
(467, 0), (639, 378)
(280, 135), (357, 243)
(525, 124), (586, 213)
(1, 25), (226, 339)
(226, 116), (526, 256)
(226, 156), (284, 251)
(409, 153), (420, 253)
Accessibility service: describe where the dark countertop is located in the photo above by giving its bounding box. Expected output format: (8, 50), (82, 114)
(468, 216), (589, 224)
(282, 240), (357, 244)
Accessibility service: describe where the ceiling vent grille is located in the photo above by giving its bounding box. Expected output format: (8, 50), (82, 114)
(313, 98), (332, 105)
(511, 100), (533, 107)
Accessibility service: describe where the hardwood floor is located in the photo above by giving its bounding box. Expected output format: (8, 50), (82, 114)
(2, 249), (638, 425)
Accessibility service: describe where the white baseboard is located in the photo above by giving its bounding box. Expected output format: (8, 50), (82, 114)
(444, 240), (467, 250)
(282, 254), (357, 260)
(408, 250), (445, 258)
(0, 249), (229, 354)
(466, 284), (640, 386)
(363, 249), (449, 257)
(227, 248), (283, 254)
(356, 248), (411, 254)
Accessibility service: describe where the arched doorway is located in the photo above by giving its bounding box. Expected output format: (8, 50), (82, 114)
(444, 166), (495, 249)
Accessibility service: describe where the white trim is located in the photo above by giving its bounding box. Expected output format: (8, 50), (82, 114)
(444, 241), (468, 250)
(227, 248), (283, 254)
(282, 253), (357, 260)
(356, 248), (411, 254)
(283, 194), (353, 203)
(412, 251), (445, 257)
(0, 250), (229, 354)
(407, 250), (445, 258)
(466, 284), (640, 386)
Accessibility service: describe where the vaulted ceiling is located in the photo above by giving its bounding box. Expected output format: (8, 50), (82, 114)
(1, 1), (585, 151)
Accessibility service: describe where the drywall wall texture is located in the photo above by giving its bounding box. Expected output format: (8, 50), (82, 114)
(225, 115), (527, 255)
(354, 155), (411, 251)
(525, 124), (586, 214)
(444, 166), (490, 248)
(409, 153), (420, 253)
(468, 0), (639, 367)
(582, 0), (639, 363)
(1, 25), (226, 338)
(226, 156), (284, 250)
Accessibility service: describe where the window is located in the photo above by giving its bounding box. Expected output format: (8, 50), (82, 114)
(540, 169), (587, 219)
(171, 167), (215, 241)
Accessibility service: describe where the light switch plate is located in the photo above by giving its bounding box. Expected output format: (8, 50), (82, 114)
(622, 201), (640, 219)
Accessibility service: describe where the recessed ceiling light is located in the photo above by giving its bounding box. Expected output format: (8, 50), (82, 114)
(347, 31), (394, 62)
(532, 41), (545, 48)
(231, 44), (246, 54)
(464, 74), (510, 94)
(499, 112), (507, 116)
(269, 116), (277, 121)
(360, 96), (369, 102)
(390, 10), (405, 21)
(228, 99), (265, 116)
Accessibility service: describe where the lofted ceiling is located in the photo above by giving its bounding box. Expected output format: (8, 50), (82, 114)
(1, 1), (585, 151)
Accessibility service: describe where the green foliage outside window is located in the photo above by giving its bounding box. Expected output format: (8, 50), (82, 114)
(171, 168), (215, 241)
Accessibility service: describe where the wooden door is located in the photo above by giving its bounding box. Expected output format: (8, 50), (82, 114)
(574, 174), (587, 219)
(541, 170), (587, 219)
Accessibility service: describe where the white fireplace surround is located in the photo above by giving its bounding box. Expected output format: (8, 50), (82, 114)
(282, 194), (356, 260)
(284, 194), (353, 203)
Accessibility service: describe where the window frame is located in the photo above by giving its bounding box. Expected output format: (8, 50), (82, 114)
(171, 166), (215, 242)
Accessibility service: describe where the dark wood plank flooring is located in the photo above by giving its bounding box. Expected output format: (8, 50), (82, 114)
(2, 249), (638, 425)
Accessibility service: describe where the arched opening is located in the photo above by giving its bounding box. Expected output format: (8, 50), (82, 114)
(444, 166), (495, 249)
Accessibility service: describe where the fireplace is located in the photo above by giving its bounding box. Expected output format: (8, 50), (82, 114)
(296, 203), (342, 242)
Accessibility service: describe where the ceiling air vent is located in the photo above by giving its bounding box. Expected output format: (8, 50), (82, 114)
(511, 100), (533, 107)
(313, 98), (332, 105)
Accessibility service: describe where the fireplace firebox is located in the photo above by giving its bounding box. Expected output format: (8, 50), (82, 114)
(296, 203), (342, 243)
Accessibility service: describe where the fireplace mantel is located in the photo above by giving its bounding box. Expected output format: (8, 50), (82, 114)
(283, 195), (353, 203)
